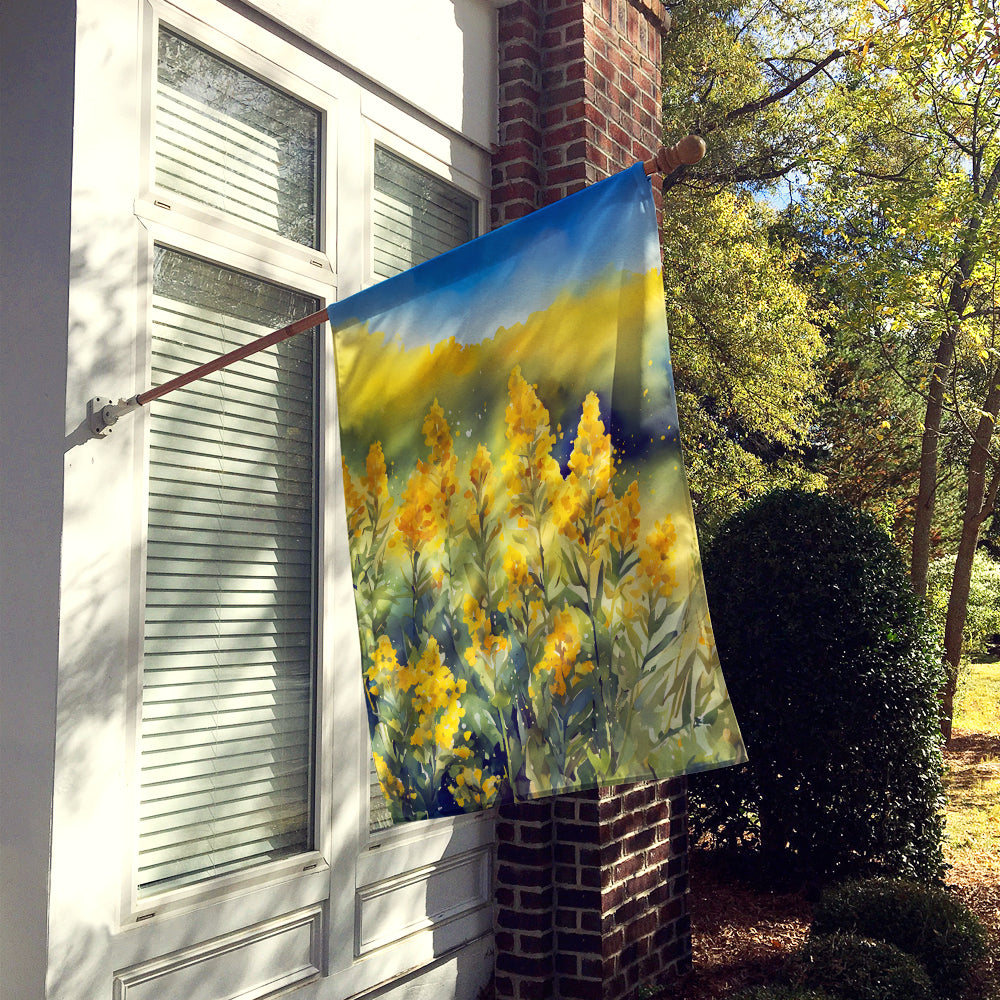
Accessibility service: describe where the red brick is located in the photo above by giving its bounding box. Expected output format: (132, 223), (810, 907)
(559, 931), (603, 954)
(556, 952), (579, 976)
(543, 105), (566, 128)
(499, 99), (540, 125)
(540, 28), (565, 49)
(542, 39), (587, 69)
(504, 79), (541, 104)
(548, 3), (589, 28)
(520, 930), (555, 954)
(503, 40), (538, 63)
(498, 0), (541, 27)
(516, 977), (557, 1000)
(498, 862), (552, 888)
(520, 886), (554, 910)
(547, 163), (590, 185)
(502, 120), (543, 144)
(496, 952), (551, 977)
(626, 869), (657, 896)
(546, 80), (588, 106)
(559, 979), (604, 1000)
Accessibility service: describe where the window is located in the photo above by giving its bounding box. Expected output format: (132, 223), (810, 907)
(155, 28), (320, 247)
(139, 248), (318, 895)
(136, 25), (323, 898)
(120, 6), (493, 991)
(366, 145), (479, 833)
(372, 145), (478, 279)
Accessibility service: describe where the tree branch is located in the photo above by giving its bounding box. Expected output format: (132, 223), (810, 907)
(702, 49), (847, 134)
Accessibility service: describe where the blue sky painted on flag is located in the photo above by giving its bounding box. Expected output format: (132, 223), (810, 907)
(326, 163), (659, 348)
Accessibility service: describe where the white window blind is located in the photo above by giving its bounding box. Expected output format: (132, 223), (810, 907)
(138, 248), (319, 895)
(372, 146), (477, 280)
(156, 28), (320, 248)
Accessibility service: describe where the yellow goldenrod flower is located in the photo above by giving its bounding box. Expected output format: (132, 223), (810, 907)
(531, 608), (594, 699)
(639, 517), (678, 599)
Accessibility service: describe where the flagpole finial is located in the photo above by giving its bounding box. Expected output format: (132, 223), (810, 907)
(643, 135), (706, 176)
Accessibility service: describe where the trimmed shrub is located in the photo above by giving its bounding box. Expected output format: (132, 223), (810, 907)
(812, 878), (988, 998)
(791, 933), (934, 1000)
(732, 987), (836, 1000)
(691, 489), (946, 881)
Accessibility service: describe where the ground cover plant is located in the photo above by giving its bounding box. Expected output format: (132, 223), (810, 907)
(810, 879), (987, 998)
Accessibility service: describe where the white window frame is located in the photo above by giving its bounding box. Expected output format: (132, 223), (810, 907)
(112, 0), (497, 991)
(123, 0), (340, 931)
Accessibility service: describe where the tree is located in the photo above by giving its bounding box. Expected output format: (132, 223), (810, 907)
(805, 0), (1000, 736)
(660, 188), (825, 535)
(658, 1), (843, 534)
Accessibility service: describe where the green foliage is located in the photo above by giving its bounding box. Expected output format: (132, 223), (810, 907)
(663, 186), (826, 538)
(811, 878), (988, 999)
(732, 987), (836, 1000)
(790, 934), (934, 1000)
(927, 550), (1000, 659)
(691, 489), (947, 881)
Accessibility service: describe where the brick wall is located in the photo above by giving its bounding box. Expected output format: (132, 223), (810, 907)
(492, 0), (668, 228)
(490, 6), (691, 998)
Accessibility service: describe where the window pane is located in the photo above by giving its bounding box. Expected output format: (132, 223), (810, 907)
(372, 146), (477, 279)
(156, 28), (320, 248)
(138, 247), (318, 895)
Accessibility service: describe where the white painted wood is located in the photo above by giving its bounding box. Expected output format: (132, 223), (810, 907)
(239, 0), (498, 152)
(357, 850), (490, 954)
(7, 0), (497, 996)
(113, 905), (323, 1000)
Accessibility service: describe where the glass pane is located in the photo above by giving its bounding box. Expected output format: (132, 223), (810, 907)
(138, 247), (318, 895)
(372, 146), (477, 279)
(156, 28), (320, 248)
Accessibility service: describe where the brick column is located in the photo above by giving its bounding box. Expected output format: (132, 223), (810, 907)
(491, 3), (691, 999)
(492, 0), (668, 226)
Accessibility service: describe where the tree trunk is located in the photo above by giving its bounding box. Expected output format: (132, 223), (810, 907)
(940, 375), (1000, 741)
(910, 329), (955, 598)
(910, 160), (1000, 596)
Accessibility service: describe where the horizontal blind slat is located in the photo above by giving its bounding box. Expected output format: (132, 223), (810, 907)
(139, 245), (316, 896)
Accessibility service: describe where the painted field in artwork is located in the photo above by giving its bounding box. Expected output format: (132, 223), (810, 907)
(334, 252), (746, 823)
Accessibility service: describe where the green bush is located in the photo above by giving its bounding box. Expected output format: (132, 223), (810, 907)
(927, 550), (1000, 659)
(690, 489), (946, 881)
(811, 878), (988, 998)
(790, 933), (934, 1000)
(732, 987), (837, 1000)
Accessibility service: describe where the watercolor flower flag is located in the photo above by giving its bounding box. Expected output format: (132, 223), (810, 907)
(328, 163), (746, 824)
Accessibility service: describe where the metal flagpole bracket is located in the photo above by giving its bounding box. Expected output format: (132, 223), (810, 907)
(88, 395), (140, 438)
(85, 305), (329, 441)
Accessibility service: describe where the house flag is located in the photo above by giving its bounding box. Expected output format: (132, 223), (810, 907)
(329, 163), (746, 823)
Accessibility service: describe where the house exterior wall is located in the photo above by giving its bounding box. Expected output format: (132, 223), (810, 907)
(1, 2), (693, 998)
(2, 2), (498, 998)
(0, 2), (77, 995)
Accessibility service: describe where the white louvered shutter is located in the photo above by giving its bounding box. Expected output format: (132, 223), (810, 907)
(138, 249), (319, 895)
(139, 29), (322, 895)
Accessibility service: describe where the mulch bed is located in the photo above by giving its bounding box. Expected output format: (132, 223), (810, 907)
(657, 733), (1000, 999)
